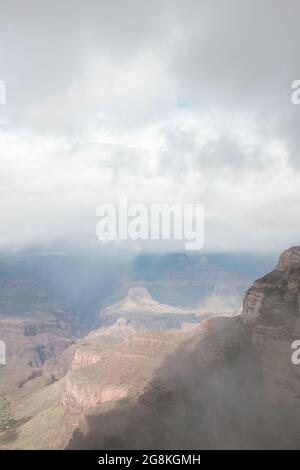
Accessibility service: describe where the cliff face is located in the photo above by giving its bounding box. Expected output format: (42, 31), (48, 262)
(241, 246), (300, 404)
(276, 246), (300, 271)
(241, 246), (300, 327)
(0, 316), (75, 367)
(63, 329), (194, 410)
(69, 247), (300, 450)
(0, 325), (196, 450)
(2, 247), (300, 450)
(0, 274), (77, 371)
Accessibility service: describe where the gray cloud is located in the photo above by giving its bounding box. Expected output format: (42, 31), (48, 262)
(0, 1), (300, 252)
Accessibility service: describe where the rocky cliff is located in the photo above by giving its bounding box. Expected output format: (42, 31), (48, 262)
(240, 246), (300, 404)
(0, 315), (75, 367)
(0, 277), (77, 395)
(96, 286), (238, 332)
(69, 246), (300, 449)
(2, 247), (300, 450)
(0, 323), (196, 449)
(64, 329), (195, 410)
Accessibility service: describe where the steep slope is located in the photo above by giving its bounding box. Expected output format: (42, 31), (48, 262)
(240, 246), (300, 403)
(0, 321), (200, 449)
(0, 276), (76, 394)
(69, 246), (300, 449)
(2, 247), (299, 449)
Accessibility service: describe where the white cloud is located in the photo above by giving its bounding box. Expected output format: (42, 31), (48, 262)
(0, 0), (300, 252)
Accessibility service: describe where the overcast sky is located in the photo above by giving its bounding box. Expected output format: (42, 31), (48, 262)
(0, 0), (300, 253)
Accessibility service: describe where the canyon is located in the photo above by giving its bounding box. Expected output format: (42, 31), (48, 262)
(1, 248), (296, 449)
(68, 246), (300, 449)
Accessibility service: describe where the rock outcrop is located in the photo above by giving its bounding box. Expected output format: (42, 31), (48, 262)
(2, 247), (300, 450)
(96, 286), (238, 331)
(276, 246), (300, 271)
(68, 247), (300, 449)
(64, 329), (194, 410)
(96, 287), (197, 331)
(0, 324), (198, 449)
(0, 315), (75, 367)
(240, 246), (300, 404)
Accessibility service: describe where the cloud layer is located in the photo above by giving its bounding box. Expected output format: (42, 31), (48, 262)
(0, 0), (300, 253)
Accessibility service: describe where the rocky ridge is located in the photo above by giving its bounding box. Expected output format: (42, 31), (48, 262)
(2, 247), (300, 449)
(68, 246), (300, 449)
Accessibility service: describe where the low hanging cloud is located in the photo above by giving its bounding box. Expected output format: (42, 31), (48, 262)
(0, 0), (300, 253)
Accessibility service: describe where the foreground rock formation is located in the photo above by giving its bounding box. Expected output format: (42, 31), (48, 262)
(1, 246), (300, 449)
(68, 246), (300, 449)
(0, 323), (198, 449)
